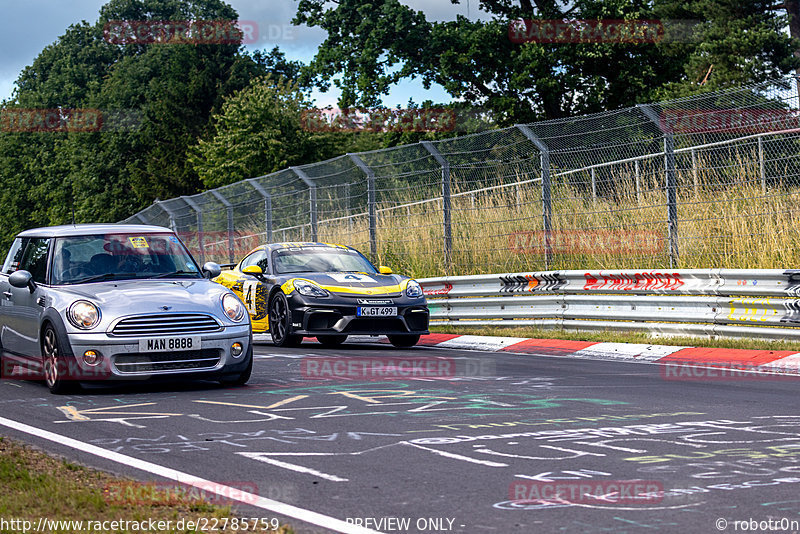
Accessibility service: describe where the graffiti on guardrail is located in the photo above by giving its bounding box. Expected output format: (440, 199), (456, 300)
(500, 273), (567, 293)
(583, 272), (684, 292)
(780, 301), (800, 324)
(783, 270), (800, 297)
(423, 282), (453, 296)
(727, 298), (778, 323)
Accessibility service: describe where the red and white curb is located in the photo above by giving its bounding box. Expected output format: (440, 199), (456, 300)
(357, 333), (800, 376)
(254, 333), (800, 375)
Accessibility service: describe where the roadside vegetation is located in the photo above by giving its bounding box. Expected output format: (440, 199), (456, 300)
(0, 437), (294, 534)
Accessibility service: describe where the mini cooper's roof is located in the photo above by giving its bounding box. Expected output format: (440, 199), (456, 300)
(16, 224), (173, 238)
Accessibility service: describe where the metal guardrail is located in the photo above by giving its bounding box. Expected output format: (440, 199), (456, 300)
(418, 269), (800, 340)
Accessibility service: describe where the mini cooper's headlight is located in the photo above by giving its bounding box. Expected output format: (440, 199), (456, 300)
(68, 300), (101, 329)
(293, 279), (329, 298)
(222, 293), (246, 322)
(406, 280), (424, 299)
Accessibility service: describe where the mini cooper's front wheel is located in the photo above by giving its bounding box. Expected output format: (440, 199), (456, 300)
(387, 334), (421, 348)
(317, 335), (347, 347)
(269, 292), (302, 348)
(42, 325), (76, 394)
(220, 352), (252, 387)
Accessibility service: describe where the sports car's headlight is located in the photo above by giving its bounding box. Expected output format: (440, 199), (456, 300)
(222, 293), (246, 322)
(294, 279), (330, 298)
(406, 280), (424, 298)
(68, 300), (101, 329)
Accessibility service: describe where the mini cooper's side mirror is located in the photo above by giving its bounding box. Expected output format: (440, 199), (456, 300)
(378, 266), (393, 275)
(202, 262), (222, 279)
(9, 270), (35, 292)
(242, 265), (263, 277)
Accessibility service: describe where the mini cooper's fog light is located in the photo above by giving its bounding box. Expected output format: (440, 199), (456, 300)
(83, 350), (101, 365)
(231, 342), (243, 358)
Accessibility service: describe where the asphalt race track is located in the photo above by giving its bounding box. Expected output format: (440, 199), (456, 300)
(2, 338), (800, 534)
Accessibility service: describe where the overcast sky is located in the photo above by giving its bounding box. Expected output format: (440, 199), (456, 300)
(0, 0), (488, 107)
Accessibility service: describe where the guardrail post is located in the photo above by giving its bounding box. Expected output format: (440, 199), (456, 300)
(348, 154), (378, 260)
(758, 136), (766, 195)
(291, 167), (317, 242)
(516, 124), (553, 269)
(421, 141), (452, 267)
(245, 178), (273, 243)
(154, 200), (177, 233)
(638, 104), (679, 267)
(209, 190), (235, 265)
(180, 195), (205, 264)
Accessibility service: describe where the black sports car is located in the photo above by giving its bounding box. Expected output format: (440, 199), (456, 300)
(214, 242), (429, 347)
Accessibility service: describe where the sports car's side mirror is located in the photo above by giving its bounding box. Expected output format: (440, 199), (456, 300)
(242, 265), (263, 277)
(202, 262), (222, 279)
(379, 266), (393, 275)
(9, 270), (35, 292)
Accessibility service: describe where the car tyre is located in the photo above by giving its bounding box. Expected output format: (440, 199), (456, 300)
(317, 335), (347, 347)
(387, 334), (421, 348)
(220, 351), (252, 387)
(269, 292), (302, 347)
(42, 325), (77, 394)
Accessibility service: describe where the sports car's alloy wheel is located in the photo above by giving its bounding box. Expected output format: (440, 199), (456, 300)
(387, 334), (421, 348)
(269, 293), (302, 347)
(42, 325), (74, 394)
(317, 335), (347, 347)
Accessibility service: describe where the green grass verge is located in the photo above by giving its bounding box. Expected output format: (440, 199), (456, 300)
(431, 325), (800, 352)
(0, 437), (294, 534)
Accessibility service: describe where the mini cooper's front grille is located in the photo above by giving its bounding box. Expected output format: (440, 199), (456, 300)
(111, 314), (221, 336)
(113, 349), (222, 373)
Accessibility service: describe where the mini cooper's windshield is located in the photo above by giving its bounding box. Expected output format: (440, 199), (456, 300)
(272, 246), (377, 274)
(52, 233), (202, 285)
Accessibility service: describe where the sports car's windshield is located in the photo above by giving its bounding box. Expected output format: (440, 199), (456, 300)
(272, 247), (377, 274)
(52, 233), (202, 285)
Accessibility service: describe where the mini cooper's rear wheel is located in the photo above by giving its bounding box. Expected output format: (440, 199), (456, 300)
(42, 325), (76, 394)
(317, 335), (347, 347)
(387, 334), (421, 348)
(269, 292), (302, 347)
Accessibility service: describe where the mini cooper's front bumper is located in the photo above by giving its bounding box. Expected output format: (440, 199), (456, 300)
(58, 324), (252, 381)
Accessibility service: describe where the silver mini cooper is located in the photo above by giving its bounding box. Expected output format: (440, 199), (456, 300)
(0, 224), (252, 393)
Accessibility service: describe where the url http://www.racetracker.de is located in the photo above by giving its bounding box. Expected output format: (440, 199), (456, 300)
(716, 517), (800, 532)
(0, 516), (282, 532)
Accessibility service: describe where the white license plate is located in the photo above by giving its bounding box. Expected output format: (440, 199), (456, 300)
(138, 336), (201, 352)
(357, 306), (397, 317)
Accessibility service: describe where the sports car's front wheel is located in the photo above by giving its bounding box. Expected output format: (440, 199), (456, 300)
(387, 334), (421, 348)
(269, 292), (302, 347)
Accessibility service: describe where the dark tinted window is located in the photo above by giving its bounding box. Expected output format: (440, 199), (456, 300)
(241, 250), (268, 273)
(18, 238), (51, 283)
(2, 238), (27, 274)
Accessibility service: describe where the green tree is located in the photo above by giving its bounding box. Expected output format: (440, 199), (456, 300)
(294, 0), (800, 122)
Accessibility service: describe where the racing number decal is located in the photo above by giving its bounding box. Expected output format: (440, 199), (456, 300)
(242, 280), (268, 320)
(328, 273), (374, 283)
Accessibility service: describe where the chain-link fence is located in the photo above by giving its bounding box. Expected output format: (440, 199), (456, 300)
(122, 77), (800, 277)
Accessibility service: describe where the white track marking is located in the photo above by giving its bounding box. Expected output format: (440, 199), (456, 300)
(0, 416), (381, 534)
(239, 453), (349, 482)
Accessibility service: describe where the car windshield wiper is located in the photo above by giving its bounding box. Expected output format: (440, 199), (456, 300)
(67, 272), (140, 284)
(149, 270), (200, 279)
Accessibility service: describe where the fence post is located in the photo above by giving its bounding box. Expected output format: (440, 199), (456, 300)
(133, 213), (149, 224)
(209, 190), (235, 265)
(348, 154), (378, 260)
(758, 136), (766, 195)
(635, 160), (641, 204)
(516, 124), (552, 269)
(691, 149), (698, 196)
(638, 104), (679, 268)
(154, 200), (177, 234)
(180, 195), (205, 265)
(421, 141), (452, 268)
(591, 167), (597, 198)
(245, 178), (273, 243)
(291, 167), (317, 242)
